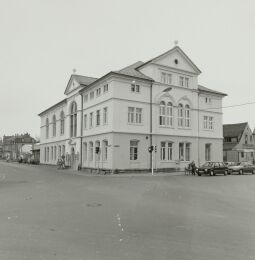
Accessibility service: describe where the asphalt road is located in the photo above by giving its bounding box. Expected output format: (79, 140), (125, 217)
(0, 162), (255, 260)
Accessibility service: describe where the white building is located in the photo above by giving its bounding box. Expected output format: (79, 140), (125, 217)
(39, 45), (227, 172)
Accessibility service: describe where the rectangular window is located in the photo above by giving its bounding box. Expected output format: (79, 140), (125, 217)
(185, 143), (191, 161)
(204, 116), (208, 129)
(185, 77), (189, 87)
(96, 110), (100, 126)
(128, 107), (135, 123)
(103, 140), (108, 161)
(90, 91), (94, 100)
(160, 142), (166, 161)
(103, 107), (108, 125)
(205, 144), (211, 161)
(179, 76), (184, 87)
(136, 108), (142, 124)
(84, 94), (88, 103)
(128, 107), (142, 124)
(161, 142), (173, 161)
(130, 140), (138, 160)
(84, 114), (87, 129)
(167, 74), (172, 84)
(131, 84), (140, 93)
(103, 84), (108, 92)
(161, 72), (166, 83)
(208, 117), (213, 129)
(89, 112), (93, 128)
(179, 143), (184, 161)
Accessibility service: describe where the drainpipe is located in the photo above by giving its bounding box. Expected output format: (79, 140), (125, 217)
(80, 92), (83, 168)
(150, 81), (153, 170)
(197, 92), (200, 166)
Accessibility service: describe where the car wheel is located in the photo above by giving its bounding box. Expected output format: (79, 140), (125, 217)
(239, 169), (243, 175)
(210, 171), (214, 176)
(198, 173), (201, 176)
(224, 170), (228, 176)
(252, 170), (255, 175)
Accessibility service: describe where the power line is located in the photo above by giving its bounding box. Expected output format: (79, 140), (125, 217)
(207, 101), (255, 110)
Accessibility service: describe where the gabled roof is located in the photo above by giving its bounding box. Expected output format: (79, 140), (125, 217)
(64, 74), (98, 95)
(136, 46), (201, 74)
(198, 85), (227, 96)
(38, 98), (67, 116)
(115, 61), (153, 81)
(223, 122), (248, 138)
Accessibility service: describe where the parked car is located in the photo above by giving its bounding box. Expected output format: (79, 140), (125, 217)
(228, 162), (255, 175)
(196, 162), (228, 176)
(224, 162), (236, 174)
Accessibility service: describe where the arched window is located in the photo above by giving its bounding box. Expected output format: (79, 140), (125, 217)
(70, 102), (77, 137)
(185, 104), (190, 127)
(52, 115), (56, 137)
(83, 142), (87, 162)
(60, 111), (65, 135)
(166, 102), (173, 127)
(102, 140), (108, 161)
(46, 118), (49, 138)
(178, 104), (184, 127)
(58, 146), (61, 158)
(89, 142), (93, 161)
(159, 101), (166, 126)
(47, 147), (49, 161)
(95, 141), (100, 161)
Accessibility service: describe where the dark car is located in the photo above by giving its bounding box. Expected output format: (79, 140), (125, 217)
(196, 162), (228, 176)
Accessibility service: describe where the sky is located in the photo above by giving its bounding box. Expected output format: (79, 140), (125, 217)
(0, 0), (255, 138)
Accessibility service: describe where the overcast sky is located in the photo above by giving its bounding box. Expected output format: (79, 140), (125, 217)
(0, 0), (255, 138)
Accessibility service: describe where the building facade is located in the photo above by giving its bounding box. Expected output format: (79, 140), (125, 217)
(223, 122), (255, 163)
(39, 46), (227, 171)
(3, 133), (36, 160)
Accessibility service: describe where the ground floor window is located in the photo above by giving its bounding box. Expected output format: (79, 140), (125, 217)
(160, 142), (173, 161)
(95, 141), (100, 161)
(89, 142), (93, 161)
(179, 142), (191, 161)
(83, 142), (87, 162)
(205, 143), (211, 161)
(58, 146), (61, 158)
(102, 140), (108, 161)
(47, 147), (49, 162)
(130, 140), (138, 160)
(62, 145), (65, 156)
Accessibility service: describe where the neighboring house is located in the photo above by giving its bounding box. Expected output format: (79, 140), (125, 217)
(39, 45), (227, 172)
(3, 133), (36, 160)
(223, 122), (255, 163)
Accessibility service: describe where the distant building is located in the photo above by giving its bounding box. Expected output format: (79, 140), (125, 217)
(223, 122), (255, 163)
(39, 45), (227, 171)
(0, 138), (3, 158)
(3, 133), (36, 160)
